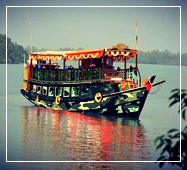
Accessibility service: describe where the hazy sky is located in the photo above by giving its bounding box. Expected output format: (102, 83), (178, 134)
(1, 0), (187, 53)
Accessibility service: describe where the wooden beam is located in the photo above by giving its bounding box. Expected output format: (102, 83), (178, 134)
(81, 60), (83, 80)
(102, 55), (105, 78)
(107, 49), (137, 53)
(29, 58), (33, 80)
(63, 57), (66, 81)
(49, 59), (51, 80)
(124, 57), (126, 80)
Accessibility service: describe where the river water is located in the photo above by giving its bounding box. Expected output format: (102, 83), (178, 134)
(0, 63), (185, 170)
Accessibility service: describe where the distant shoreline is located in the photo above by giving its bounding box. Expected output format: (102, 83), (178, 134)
(0, 33), (186, 66)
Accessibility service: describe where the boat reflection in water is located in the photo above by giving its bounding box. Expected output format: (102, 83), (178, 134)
(21, 106), (150, 162)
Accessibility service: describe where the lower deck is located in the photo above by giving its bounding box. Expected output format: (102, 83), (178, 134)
(21, 78), (152, 118)
(26, 80), (114, 101)
(21, 75), (163, 118)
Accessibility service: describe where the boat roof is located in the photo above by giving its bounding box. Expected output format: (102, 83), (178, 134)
(29, 44), (138, 61)
(29, 49), (103, 61)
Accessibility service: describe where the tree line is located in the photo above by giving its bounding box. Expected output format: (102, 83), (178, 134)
(0, 34), (28, 64)
(0, 33), (187, 66)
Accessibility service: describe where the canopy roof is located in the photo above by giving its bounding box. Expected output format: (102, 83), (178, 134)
(30, 51), (66, 61)
(29, 45), (138, 61)
(64, 49), (104, 60)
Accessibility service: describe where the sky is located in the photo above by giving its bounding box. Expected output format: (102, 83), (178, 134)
(0, 0), (187, 53)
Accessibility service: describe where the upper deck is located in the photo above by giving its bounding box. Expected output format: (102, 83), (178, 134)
(26, 43), (138, 84)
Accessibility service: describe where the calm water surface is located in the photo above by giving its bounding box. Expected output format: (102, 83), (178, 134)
(0, 63), (185, 170)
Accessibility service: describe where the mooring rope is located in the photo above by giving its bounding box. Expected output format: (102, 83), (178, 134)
(150, 84), (163, 94)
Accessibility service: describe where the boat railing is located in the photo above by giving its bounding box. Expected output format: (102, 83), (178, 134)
(118, 68), (136, 79)
(31, 67), (103, 82)
(31, 67), (137, 82)
(103, 68), (136, 79)
(104, 68), (119, 76)
(83, 67), (102, 81)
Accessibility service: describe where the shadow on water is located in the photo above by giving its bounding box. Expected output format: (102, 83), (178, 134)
(20, 106), (152, 169)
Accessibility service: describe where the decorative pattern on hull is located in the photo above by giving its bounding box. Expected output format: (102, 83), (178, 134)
(21, 86), (148, 118)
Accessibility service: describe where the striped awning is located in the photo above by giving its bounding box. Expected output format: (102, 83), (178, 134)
(106, 49), (137, 61)
(64, 49), (104, 60)
(30, 55), (62, 61)
(29, 51), (65, 61)
(29, 48), (138, 61)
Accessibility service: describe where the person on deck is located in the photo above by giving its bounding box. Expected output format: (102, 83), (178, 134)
(132, 70), (137, 87)
(90, 64), (96, 68)
(129, 65), (134, 79)
(117, 66), (121, 71)
(68, 65), (74, 69)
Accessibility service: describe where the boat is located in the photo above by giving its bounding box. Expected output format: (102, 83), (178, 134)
(20, 43), (165, 118)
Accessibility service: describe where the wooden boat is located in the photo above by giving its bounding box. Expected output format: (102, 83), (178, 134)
(20, 43), (165, 118)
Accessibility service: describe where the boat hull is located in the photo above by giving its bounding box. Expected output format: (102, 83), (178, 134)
(21, 85), (150, 118)
(20, 75), (165, 118)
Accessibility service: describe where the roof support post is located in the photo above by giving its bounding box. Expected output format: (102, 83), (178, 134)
(63, 57), (66, 81)
(81, 60), (83, 80)
(124, 57), (126, 80)
(102, 55), (105, 79)
(29, 58), (33, 80)
(49, 59), (51, 81)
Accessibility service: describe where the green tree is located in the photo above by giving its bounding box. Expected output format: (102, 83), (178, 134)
(0, 34), (6, 63)
(0, 34), (28, 64)
(155, 89), (187, 169)
(138, 49), (182, 66)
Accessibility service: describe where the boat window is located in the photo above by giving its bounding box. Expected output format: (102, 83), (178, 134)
(37, 86), (41, 94)
(48, 87), (54, 96)
(33, 85), (36, 92)
(71, 86), (80, 97)
(42, 86), (47, 95)
(81, 85), (89, 95)
(63, 87), (70, 97)
(55, 87), (63, 96)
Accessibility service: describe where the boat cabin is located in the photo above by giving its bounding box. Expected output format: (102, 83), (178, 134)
(23, 44), (140, 101)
